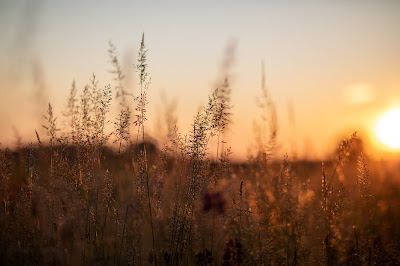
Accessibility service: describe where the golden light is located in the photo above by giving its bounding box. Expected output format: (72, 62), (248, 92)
(375, 108), (400, 149)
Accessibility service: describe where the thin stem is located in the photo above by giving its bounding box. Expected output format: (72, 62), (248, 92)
(239, 181), (243, 242)
(139, 50), (157, 265)
(216, 130), (220, 162)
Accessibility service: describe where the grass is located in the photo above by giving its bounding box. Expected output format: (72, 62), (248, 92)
(0, 33), (400, 265)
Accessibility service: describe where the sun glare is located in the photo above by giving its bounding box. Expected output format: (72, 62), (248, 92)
(376, 108), (400, 149)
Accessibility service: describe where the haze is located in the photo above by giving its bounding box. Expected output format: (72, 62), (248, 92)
(1, 1), (400, 160)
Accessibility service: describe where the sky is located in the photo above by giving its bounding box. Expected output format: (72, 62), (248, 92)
(0, 1), (400, 160)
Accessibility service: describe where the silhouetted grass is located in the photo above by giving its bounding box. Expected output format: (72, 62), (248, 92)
(0, 34), (399, 265)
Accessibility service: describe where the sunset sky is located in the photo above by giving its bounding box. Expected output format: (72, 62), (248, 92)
(1, 1), (400, 160)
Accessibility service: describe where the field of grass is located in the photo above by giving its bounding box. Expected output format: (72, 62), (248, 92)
(1, 34), (399, 265)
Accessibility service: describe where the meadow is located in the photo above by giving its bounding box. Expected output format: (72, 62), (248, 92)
(1, 34), (399, 265)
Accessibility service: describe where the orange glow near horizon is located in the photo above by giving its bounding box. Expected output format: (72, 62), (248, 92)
(0, 2), (400, 161)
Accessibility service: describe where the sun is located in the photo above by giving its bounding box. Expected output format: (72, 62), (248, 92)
(375, 108), (400, 149)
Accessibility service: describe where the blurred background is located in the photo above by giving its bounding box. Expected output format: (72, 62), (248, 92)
(1, 0), (400, 160)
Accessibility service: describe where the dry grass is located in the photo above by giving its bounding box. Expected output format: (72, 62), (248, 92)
(0, 34), (399, 265)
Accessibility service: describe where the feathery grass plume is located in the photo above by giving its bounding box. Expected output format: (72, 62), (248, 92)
(249, 62), (278, 262)
(89, 73), (113, 146)
(108, 41), (131, 107)
(79, 84), (93, 145)
(211, 41), (236, 161)
(187, 112), (213, 229)
(188, 112), (212, 160)
(254, 61), (277, 165)
(327, 132), (358, 189)
(336, 132), (358, 165)
(133, 32), (157, 265)
(188, 90), (222, 160)
(114, 108), (131, 154)
(137, 33), (150, 91)
(134, 33), (150, 143)
(134, 90), (148, 142)
(91, 79), (113, 254)
(210, 80), (232, 161)
(42, 103), (60, 177)
(74, 78), (95, 186)
(357, 153), (372, 203)
(68, 84), (89, 190)
(65, 75), (113, 263)
(89, 74), (102, 142)
(42, 103), (60, 146)
(63, 80), (79, 131)
(96, 85), (112, 146)
(72, 74), (102, 145)
(249, 62), (278, 263)
(168, 96), (217, 265)
(99, 85), (112, 142)
(166, 126), (189, 264)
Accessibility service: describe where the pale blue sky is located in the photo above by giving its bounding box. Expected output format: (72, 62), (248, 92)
(1, 1), (400, 159)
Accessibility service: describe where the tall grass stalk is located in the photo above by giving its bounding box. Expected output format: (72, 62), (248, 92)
(134, 32), (157, 265)
(42, 103), (59, 178)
